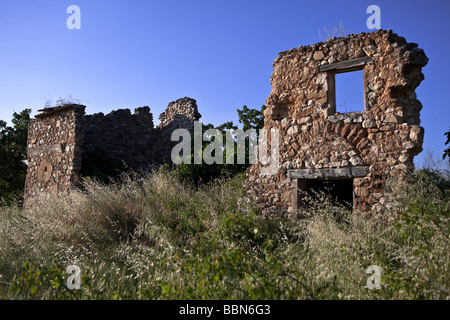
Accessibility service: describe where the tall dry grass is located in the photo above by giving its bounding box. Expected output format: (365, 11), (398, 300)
(0, 168), (448, 300)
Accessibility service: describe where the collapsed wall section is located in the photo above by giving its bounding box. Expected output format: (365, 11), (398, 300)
(83, 106), (158, 169)
(157, 97), (202, 164)
(83, 97), (201, 168)
(158, 97), (201, 129)
(246, 30), (428, 216)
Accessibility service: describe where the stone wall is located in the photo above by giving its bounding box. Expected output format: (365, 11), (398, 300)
(24, 105), (85, 199)
(84, 106), (158, 168)
(246, 30), (428, 216)
(25, 97), (201, 201)
(157, 97), (202, 164)
(158, 97), (201, 130)
(25, 30), (429, 213)
(83, 97), (201, 168)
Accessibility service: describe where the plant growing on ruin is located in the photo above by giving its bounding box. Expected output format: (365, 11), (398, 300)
(45, 95), (86, 108)
(318, 21), (348, 40)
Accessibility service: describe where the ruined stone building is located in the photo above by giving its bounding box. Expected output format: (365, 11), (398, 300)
(24, 97), (201, 200)
(25, 30), (428, 215)
(246, 30), (428, 215)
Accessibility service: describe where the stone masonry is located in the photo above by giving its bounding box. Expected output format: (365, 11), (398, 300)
(246, 30), (428, 216)
(25, 30), (428, 214)
(25, 105), (85, 198)
(24, 97), (201, 200)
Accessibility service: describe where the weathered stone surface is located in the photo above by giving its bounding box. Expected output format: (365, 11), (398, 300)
(28, 144), (63, 157)
(25, 98), (201, 201)
(25, 105), (86, 200)
(246, 30), (428, 216)
(403, 141), (416, 150)
(287, 125), (300, 135)
(362, 119), (375, 128)
(313, 51), (325, 60)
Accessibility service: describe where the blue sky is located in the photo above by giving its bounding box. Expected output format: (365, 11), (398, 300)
(0, 0), (448, 165)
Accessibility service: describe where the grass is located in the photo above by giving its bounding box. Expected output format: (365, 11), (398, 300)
(0, 168), (448, 300)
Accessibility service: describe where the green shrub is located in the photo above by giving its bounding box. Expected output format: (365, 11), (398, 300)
(0, 168), (448, 300)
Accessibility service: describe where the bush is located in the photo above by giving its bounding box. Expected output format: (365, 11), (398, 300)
(0, 168), (448, 300)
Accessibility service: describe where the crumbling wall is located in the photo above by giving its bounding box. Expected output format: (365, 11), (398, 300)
(157, 97), (202, 164)
(24, 105), (85, 199)
(246, 30), (428, 216)
(158, 97), (201, 130)
(24, 97), (201, 201)
(84, 106), (158, 168)
(82, 97), (201, 168)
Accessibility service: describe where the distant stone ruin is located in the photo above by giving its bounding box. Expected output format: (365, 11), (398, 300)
(246, 30), (428, 216)
(24, 97), (201, 200)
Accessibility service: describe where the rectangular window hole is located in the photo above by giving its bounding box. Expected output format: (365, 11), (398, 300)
(335, 70), (365, 113)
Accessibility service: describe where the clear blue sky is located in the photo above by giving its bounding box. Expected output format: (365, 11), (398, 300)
(0, 0), (448, 165)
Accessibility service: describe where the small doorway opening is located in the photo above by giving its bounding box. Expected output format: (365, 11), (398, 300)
(298, 178), (354, 208)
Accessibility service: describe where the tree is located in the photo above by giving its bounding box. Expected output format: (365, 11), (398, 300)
(0, 109), (32, 205)
(444, 127), (450, 162)
(237, 105), (266, 132)
(169, 105), (266, 184)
